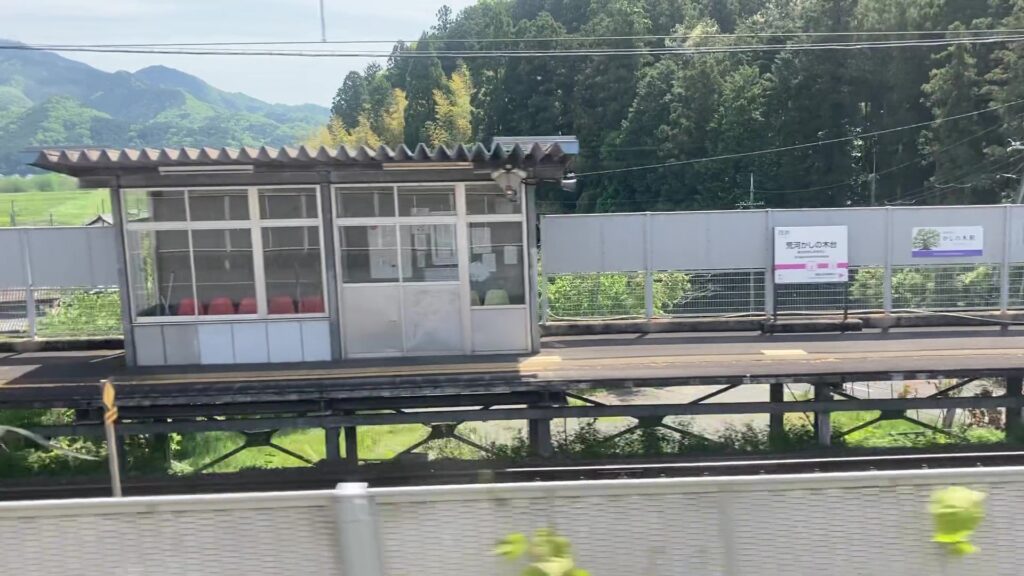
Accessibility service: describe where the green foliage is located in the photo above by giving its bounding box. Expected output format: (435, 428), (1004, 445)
(930, 486), (986, 555)
(496, 529), (590, 576)
(36, 290), (122, 338)
(545, 272), (691, 319)
(310, 0), (1024, 211)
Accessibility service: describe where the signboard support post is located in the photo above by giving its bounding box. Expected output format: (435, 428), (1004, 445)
(101, 379), (122, 497)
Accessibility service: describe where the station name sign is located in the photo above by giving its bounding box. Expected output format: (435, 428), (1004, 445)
(774, 226), (849, 284)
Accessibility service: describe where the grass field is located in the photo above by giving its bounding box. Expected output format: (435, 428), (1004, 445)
(0, 189), (109, 227)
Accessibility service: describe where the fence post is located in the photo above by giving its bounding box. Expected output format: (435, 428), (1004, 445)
(643, 212), (654, 319)
(18, 230), (36, 339)
(883, 207), (893, 318)
(333, 482), (384, 576)
(1001, 204), (1012, 316)
(764, 209), (774, 315)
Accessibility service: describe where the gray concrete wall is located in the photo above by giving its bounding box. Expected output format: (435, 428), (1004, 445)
(3, 467), (1024, 576)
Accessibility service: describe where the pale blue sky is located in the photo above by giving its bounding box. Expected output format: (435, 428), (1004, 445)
(1, 0), (477, 106)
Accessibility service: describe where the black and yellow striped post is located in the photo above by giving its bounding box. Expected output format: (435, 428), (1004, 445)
(101, 379), (122, 497)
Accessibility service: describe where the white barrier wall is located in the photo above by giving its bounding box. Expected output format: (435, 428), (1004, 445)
(0, 227), (119, 288)
(541, 205), (1021, 274)
(3, 467), (1024, 576)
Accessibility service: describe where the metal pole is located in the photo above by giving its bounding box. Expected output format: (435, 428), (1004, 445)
(769, 383), (785, 450)
(1006, 376), (1023, 442)
(101, 380), (123, 497)
(643, 212), (654, 319)
(883, 207), (893, 317)
(1002, 204), (1012, 316)
(333, 483), (384, 576)
(318, 0), (327, 42)
(764, 209), (774, 316)
(19, 230), (36, 340)
(344, 425), (358, 464)
(870, 145), (878, 207)
(325, 427), (341, 461)
(814, 383), (832, 447)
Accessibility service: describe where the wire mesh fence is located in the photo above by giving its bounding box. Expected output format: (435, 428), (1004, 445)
(776, 267), (881, 313)
(0, 287), (122, 339)
(661, 269), (765, 316)
(543, 264), (1022, 320)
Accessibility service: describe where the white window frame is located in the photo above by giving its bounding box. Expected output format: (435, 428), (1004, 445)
(333, 182), (530, 357)
(464, 183), (529, 311)
(122, 185), (328, 323)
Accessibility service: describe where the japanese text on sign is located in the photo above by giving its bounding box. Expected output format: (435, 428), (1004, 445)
(774, 226), (849, 284)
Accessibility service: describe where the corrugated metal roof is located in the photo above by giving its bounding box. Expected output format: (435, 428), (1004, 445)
(31, 141), (576, 175)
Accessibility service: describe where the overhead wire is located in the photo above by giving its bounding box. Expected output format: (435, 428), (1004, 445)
(4, 33), (1024, 58)
(574, 98), (1024, 177)
(882, 153), (1024, 205)
(751, 116), (1018, 195)
(12, 28), (1024, 48)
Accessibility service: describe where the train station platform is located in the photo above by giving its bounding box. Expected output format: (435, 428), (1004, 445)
(2, 327), (1024, 409)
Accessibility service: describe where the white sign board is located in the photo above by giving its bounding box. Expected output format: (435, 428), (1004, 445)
(774, 226), (849, 284)
(912, 226), (983, 258)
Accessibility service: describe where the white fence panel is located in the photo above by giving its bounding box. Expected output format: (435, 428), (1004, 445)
(0, 227), (118, 288)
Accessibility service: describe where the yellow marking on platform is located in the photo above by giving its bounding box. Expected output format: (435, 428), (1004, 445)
(760, 349), (808, 356)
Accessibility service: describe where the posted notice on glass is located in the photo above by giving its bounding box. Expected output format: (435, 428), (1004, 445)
(774, 226), (849, 284)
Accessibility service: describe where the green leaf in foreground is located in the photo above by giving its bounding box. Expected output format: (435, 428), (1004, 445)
(930, 486), (986, 555)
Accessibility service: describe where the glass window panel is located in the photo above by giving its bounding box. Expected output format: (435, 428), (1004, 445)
(340, 225), (399, 283)
(191, 229), (255, 314)
(127, 229), (192, 317)
(398, 186), (455, 217)
(263, 226), (324, 314)
(187, 189), (249, 221)
(337, 187), (395, 218)
(469, 222), (525, 305)
(400, 224), (459, 282)
(123, 190), (186, 223)
(466, 183), (521, 215)
(259, 187), (319, 220)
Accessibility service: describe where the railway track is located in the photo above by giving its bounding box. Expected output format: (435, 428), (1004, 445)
(3, 447), (1024, 501)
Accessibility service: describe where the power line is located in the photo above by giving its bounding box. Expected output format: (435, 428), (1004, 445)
(752, 117), (1017, 195)
(884, 153), (1024, 205)
(12, 28), (1024, 48)
(575, 99), (1024, 177)
(5, 33), (1024, 58)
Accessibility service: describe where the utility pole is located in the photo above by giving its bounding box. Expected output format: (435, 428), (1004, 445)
(869, 145), (878, 207)
(1006, 140), (1024, 204)
(735, 172), (764, 210)
(319, 0), (327, 42)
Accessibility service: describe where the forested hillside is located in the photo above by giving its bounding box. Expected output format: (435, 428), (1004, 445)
(0, 42), (329, 175)
(315, 0), (1024, 213)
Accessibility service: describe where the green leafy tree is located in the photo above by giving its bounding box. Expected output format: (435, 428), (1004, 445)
(426, 64), (475, 147)
(401, 34), (448, 144)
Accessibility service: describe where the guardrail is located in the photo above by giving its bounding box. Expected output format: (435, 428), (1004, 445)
(3, 467), (1024, 575)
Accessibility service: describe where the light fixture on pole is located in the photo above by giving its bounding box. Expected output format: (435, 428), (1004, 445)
(491, 166), (528, 202)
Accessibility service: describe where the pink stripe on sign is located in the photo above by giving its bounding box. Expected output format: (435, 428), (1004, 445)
(774, 262), (849, 270)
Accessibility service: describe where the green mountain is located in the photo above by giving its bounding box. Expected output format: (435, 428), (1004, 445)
(0, 41), (329, 174)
